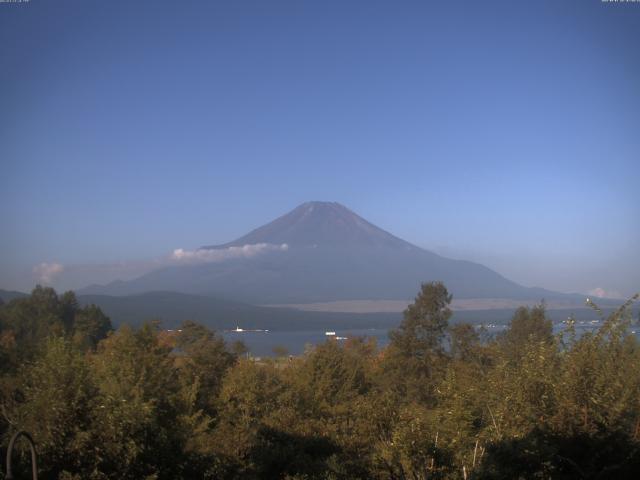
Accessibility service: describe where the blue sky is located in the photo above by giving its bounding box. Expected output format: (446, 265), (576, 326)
(1, 0), (638, 297)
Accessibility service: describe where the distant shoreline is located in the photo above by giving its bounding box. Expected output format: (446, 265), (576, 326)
(264, 297), (606, 314)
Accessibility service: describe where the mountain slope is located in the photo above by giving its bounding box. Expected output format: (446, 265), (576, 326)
(204, 201), (416, 250)
(79, 201), (566, 303)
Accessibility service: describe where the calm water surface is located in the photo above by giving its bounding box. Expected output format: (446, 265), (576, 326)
(222, 322), (640, 357)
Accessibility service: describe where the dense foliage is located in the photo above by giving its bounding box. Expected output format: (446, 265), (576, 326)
(1, 283), (639, 479)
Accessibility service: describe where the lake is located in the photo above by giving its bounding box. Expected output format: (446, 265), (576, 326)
(222, 320), (640, 357)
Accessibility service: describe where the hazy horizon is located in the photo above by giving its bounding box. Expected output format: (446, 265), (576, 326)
(1, 1), (639, 298)
(0, 199), (635, 299)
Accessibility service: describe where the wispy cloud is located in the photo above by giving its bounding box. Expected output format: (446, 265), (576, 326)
(170, 243), (288, 264)
(588, 287), (623, 299)
(30, 243), (289, 290)
(33, 262), (64, 284)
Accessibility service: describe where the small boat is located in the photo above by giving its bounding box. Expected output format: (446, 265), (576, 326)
(226, 326), (269, 333)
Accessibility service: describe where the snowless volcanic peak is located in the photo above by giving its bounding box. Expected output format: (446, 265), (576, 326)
(202, 201), (415, 250)
(80, 201), (569, 302)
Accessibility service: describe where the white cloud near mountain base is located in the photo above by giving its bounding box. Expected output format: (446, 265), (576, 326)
(588, 287), (623, 299)
(170, 243), (288, 264)
(29, 243), (290, 291)
(33, 262), (64, 284)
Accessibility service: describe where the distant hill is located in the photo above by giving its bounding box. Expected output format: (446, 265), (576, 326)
(76, 291), (400, 331)
(80, 201), (578, 304)
(0, 289), (28, 303)
(74, 292), (625, 332)
(2, 288), (624, 333)
(0, 288), (399, 331)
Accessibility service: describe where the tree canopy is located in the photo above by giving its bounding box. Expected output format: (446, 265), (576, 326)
(1, 286), (639, 479)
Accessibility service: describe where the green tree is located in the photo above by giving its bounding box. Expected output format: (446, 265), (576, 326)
(90, 323), (192, 479)
(0, 286), (66, 361)
(213, 360), (286, 469)
(384, 281), (452, 403)
(372, 402), (455, 480)
(230, 339), (249, 358)
(390, 282), (452, 357)
(7, 337), (100, 479)
(174, 320), (236, 415)
(273, 345), (289, 358)
(552, 297), (640, 437)
(0, 287), (112, 364)
(72, 304), (112, 350)
(449, 322), (480, 362)
(499, 304), (553, 362)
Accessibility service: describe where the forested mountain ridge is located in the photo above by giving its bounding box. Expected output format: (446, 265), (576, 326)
(77, 290), (400, 330)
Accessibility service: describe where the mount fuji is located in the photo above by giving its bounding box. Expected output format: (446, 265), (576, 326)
(79, 201), (565, 304)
